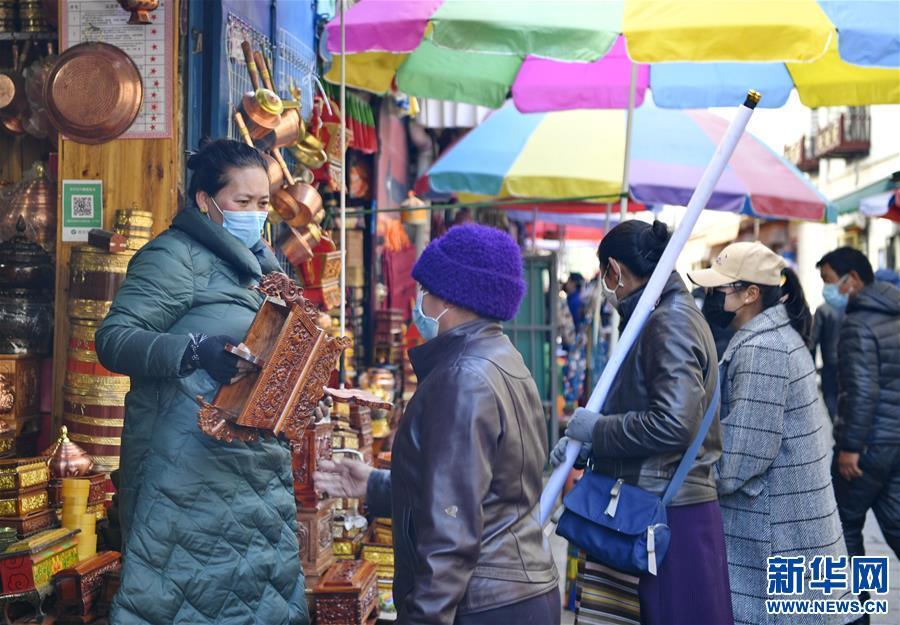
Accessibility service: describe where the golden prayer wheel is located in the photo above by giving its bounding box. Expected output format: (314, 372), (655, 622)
(114, 208), (154, 251)
(67, 247), (132, 321)
(63, 321), (127, 472)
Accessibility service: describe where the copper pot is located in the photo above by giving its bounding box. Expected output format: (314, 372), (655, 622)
(233, 110), (283, 195)
(117, 0), (159, 25)
(271, 182), (322, 228)
(256, 107), (304, 151)
(45, 42), (143, 145)
(2, 163), (56, 254)
(0, 216), (53, 290)
(278, 225), (317, 266)
(263, 152), (284, 194)
(267, 149), (323, 228)
(241, 89), (283, 141)
(238, 40), (283, 141)
(0, 217), (53, 356)
(43, 426), (94, 478)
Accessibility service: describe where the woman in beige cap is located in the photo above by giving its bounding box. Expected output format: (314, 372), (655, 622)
(690, 242), (856, 625)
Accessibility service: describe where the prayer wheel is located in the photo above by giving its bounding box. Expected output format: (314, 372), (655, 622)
(62, 321), (127, 472)
(67, 247), (132, 321)
(113, 209), (154, 251)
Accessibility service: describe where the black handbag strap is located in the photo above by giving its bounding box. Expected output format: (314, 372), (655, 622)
(661, 382), (721, 507)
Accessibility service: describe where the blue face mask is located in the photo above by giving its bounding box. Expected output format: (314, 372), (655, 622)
(211, 198), (266, 248)
(413, 290), (448, 341)
(823, 281), (849, 311)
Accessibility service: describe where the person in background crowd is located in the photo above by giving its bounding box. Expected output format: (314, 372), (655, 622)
(315, 224), (560, 625)
(812, 298), (844, 422)
(552, 220), (733, 625)
(691, 242), (855, 625)
(96, 139), (308, 624)
(564, 272), (586, 329)
(561, 272), (590, 408)
(818, 248), (900, 561)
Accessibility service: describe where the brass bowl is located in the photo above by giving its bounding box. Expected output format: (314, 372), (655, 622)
(289, 143), (327, 170)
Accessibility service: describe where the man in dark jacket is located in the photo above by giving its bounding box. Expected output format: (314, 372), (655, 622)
(315, 224), (559, 625)
(818, 247), (900, 559)
(812, 301), (844, 421)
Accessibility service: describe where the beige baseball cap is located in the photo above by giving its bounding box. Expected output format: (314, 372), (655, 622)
(688, 241), (787, 288)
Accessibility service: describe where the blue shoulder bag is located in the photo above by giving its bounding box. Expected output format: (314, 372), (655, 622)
(555, 384), (720, 576)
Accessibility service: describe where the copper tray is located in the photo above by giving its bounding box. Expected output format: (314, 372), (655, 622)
(44, 42), (143, 145)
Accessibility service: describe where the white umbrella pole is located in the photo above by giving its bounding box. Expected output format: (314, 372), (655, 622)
(619, 64), (638, 220)
(540, 91), (762, 526)
(339, 0), (347, 343)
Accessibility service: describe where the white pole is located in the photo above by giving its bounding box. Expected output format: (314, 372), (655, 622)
(619, 63), (638, 220)
(339, 0), (347, 341)
(540, 91), (762, 525)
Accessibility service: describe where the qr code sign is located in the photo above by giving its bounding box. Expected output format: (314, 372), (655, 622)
(72, 195), (94, 218)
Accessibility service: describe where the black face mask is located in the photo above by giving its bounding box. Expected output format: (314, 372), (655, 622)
(703, 289), (735, 328)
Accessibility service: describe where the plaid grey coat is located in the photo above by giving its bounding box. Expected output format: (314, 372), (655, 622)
(717, 305), (855, 625)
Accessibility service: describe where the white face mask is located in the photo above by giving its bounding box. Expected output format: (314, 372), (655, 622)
(601, 260), (624, 310)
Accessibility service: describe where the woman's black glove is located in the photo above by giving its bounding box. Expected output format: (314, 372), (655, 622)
(183, 334), (242, 384)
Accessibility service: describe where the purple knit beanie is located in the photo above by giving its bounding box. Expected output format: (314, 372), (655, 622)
(411, 224), (526, 321)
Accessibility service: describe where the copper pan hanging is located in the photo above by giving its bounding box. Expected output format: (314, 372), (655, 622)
(233, 109), (284, 194)
(269, 150), (323, 228)
(44, 42), (143, 145)
(238, 41), (282, 141)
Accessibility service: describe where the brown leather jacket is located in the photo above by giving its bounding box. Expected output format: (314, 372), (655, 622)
(592, 272), (722, 506)
(366, 320), (558, 624)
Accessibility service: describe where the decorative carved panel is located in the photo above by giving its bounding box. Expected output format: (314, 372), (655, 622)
(197, 273), (350, 443)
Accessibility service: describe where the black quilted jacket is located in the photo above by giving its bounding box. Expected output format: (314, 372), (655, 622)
(836, 282), (900, 452)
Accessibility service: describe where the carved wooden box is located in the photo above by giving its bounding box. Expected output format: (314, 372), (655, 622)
(197, 273), (351, 443)
(297, 500), (335, 579)
(291, 422), (333, 509)
(53, 550), (121, 620)
(48, 473), (107, 509)
(0, 528), (79, 596)
(94, 569), (120, 616)
(0, 459), (49, 494)
(314, 560), (378, 625)
(0, 355), (40, 428)
(0, 508), (57, 539)
(0, 486), (48, 518)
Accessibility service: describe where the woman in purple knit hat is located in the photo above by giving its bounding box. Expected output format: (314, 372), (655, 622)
(315, 224), (560, 625)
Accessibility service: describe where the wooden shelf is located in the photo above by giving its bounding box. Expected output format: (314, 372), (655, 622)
(0, 32), (57, 41)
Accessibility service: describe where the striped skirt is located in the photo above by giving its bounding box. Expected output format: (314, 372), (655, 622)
(575, 558), (641, 625)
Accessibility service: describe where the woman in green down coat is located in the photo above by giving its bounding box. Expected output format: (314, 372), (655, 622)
(96, 139), (308, 625)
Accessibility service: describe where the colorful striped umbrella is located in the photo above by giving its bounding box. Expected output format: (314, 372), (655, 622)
(323, 0), (898, 109)
(427, 102), (829, 222)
